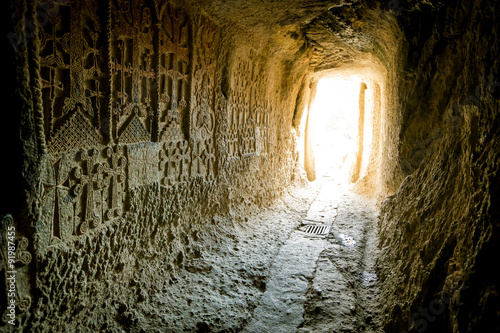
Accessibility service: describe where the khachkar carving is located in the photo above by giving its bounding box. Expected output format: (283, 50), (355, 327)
(228, 59), (249, 158)
(40, 153), (78, 243)
(228, 53), (264, 158)
(1, 215), (32, 326)
(110, 0), (156, 144)
(228, 50), (271, 158)
(156, 1), (191, 143)
(159, 140), (191, 186)
(39, 0), (107, 154)
(102, 147), (127, 221)
(39, 147), (127, 245)
(189, 15), (219, 180)
(248, 51), (270, 156)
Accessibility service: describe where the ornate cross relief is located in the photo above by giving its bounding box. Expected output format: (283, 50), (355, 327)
(39, 146), (128, 245)
(102, 147), (127, 221)
(156, 1), (191, 143)
(34, 0), (227, 248)
(228, 50), (270, 158)
(159, 140), (191, 186)
(189, 14), (219, 180)
(249, 51), (270, 156)
(40, 153), (78, 243)
(228, 56), (252, 158)
(38, 0), (107, 153)
(110, 0), (156, 144)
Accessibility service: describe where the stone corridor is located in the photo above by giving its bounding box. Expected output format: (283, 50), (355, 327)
(3, 0), (498, 331)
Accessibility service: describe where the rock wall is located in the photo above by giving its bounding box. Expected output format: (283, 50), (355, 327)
(1, 0), (310, 331)
(378, 0), (500, 332)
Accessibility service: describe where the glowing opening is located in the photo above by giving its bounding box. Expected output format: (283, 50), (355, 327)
(308, 77), (363, 181)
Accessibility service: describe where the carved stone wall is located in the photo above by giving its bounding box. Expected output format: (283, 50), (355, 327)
(3, 0), (305, 330)
(32, 0), (224, 253)
(228, 50), (270, 159)
(38, 0), (108, 153)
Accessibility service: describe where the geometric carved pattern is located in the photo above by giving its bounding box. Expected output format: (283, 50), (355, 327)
(118, 111), (151, 144)
(39, 0), (107, 151)
(33, 0), (255, 247)
(228, 50), (269, 158)
(47, 106), (103, 154)
(110, 0), (155, 144)
(189, 14), (219, 180)
(159, 140), (191, 186)
(156, 1), (191, 143)
(39, 146), (127, 244)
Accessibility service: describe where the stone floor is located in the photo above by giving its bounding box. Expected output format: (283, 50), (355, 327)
(242, 177), (383, 333)
(145, 175), (383, 332)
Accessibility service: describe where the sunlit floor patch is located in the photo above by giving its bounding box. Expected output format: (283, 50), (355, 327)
(337, 233), (356, 247)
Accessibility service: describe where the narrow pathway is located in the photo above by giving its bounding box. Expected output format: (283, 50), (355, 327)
(243, 180), (382, 333)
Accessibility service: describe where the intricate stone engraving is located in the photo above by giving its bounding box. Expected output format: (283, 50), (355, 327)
(39, 0), (107, 152)
(228, 51), (269, 158)
(127, 143), (159, 189)
(159, 140), (191, 186)
(110, 0), (156, 144)
(102, 146), (127, 220)
(228, 57), (252, 157)
(72, 148), (106, 234)
(189, 14), (219, 180)
(156, 1), (191, 143)
(40, 154), (77, 242)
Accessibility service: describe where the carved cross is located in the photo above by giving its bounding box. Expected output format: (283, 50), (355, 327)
(103, 147), (127, 221)
(191, 140), (204, 177)
(72, 148), (103, 234)
(203, 138), (216, 181)
(178, 140), (191, 182)
(40, 155), (76, 243)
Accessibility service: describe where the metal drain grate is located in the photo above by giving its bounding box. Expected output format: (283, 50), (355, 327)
(299, 224), (331, 236)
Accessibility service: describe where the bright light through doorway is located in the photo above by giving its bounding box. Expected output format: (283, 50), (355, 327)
(309, 77), (361, 181)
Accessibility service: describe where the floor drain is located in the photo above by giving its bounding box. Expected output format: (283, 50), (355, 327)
(299, 224), (331, 236)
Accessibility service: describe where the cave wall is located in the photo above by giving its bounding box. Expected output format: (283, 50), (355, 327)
(1, 0), (310, 331)
(378, 0), (500, 332)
